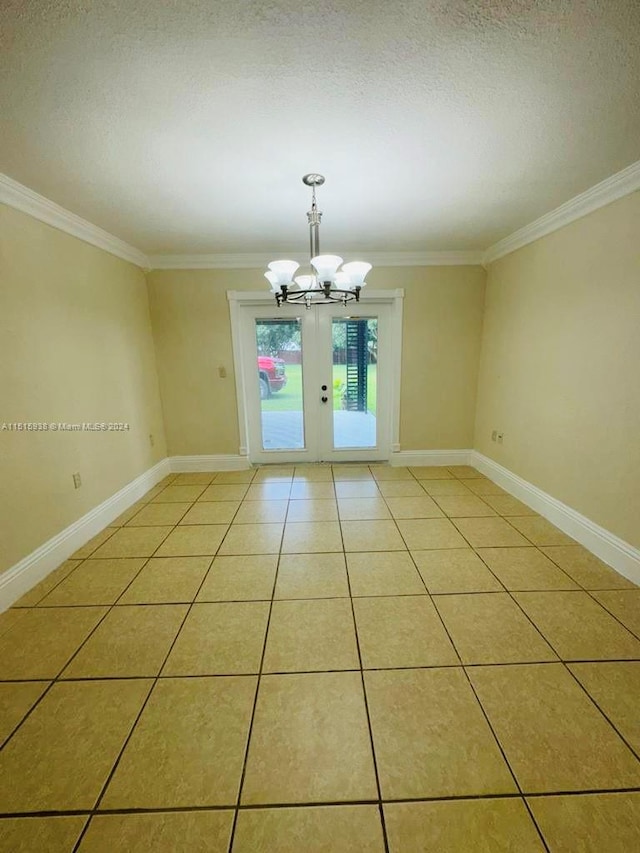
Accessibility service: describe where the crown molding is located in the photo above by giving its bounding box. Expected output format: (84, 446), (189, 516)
(149, 252), (301, 269)
(5, 158), (639, 273)
(483, 159), (640, 265)
(369, 251), (485, 267)
(147, 250), (484, 270)
(0, 173), (150, 268)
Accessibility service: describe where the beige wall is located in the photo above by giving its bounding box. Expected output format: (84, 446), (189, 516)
(0, 205), (167, 574)
(146, 265), (486, 456)
(375, 266), (486, 450)
(474, 190), (640, 548)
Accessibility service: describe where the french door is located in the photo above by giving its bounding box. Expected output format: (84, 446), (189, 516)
(229, 292), (403, 464)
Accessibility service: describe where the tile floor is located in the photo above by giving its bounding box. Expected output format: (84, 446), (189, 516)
(0, 464), (639, 851)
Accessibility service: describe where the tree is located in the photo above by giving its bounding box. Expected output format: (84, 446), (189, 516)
(332, 319), (377, 362)
(256, 321), (301, 356)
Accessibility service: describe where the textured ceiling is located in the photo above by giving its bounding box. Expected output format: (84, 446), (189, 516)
(1, 0), (639, 255)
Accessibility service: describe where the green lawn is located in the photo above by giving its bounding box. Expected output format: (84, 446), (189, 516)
(261, 363), (377, 414)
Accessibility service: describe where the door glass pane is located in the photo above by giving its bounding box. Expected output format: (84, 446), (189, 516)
(332, 318), (377, 449)
(256, 319), (304, 450)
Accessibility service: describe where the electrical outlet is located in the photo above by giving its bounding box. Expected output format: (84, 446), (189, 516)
(491, 430), (497, 442)
(72, 472), (82, 489)
(497, 432), (504, 444)
(149, 433), (155, 447)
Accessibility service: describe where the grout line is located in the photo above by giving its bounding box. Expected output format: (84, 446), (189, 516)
(562, 664), (640, 764)
(20, 557), (91, 607)
(4, 655), (640, 689)
(124, 498), (194, 529)
(0, 599), (122, 751)
(415, 502), (552, 852)
(521, 797), (552, 852)
(70, 507), (233, 852)
(460, 665), (551, 853)
(468, 539), (640, 797)
(339, 483), (391, 853)
(2, 479), (239, 750)
(578, 588), (640, 643)
(225, 520), (287, 853)
(4, 784), (640, 822)
(67, 502), (238, 853)
(535, 546), (601, 587)
(6, 656), (640, 696)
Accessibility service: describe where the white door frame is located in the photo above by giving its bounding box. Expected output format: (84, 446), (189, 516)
(228, 289), (404, 464)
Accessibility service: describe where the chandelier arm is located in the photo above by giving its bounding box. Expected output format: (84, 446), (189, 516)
(276, 286), (360, 307)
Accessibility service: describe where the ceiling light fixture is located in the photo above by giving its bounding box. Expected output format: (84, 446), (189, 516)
(265, 174), (372, 307)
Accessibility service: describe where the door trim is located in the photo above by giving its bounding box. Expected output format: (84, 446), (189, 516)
(228, 289), (404, 463)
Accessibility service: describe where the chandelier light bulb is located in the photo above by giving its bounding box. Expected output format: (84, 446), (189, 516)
(341, 261), (372, 287)
(334, 271), (353, 289)
(294, 274), (318, 290)
(310, 254), (343, 283)
(264, 271), (282, 291)
(267, 259), (299, 286)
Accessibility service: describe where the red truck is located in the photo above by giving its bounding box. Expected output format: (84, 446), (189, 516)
(258, 356), (287, 399)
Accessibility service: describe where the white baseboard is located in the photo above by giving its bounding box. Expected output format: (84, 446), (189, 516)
(470, 451), (640, 585)
(0, 459), (171, 612)
(169, 454), (251, 472)
(5, 449), (636, 612)
(390, 449), (473, 467)
(0, 454), (252, 611)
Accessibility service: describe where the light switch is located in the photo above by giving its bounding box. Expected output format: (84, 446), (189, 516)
(218, 366), (227, 378)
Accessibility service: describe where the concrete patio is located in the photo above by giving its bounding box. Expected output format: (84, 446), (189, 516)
(261, 410), (377, 450)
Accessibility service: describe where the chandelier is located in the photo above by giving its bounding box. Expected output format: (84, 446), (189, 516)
(264, 174), (372, 307)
